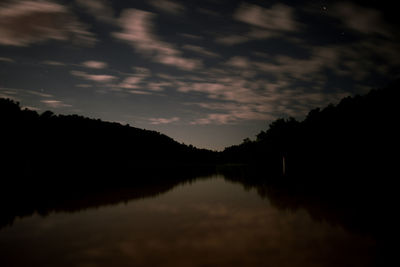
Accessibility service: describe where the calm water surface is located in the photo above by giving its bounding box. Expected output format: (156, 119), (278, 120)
(0, 175), (377, 267)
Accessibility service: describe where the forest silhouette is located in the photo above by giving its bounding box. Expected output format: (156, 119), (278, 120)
(222, 80), (399, 182)
(0, 98), (216, 182)
(1, 80), (399, 181)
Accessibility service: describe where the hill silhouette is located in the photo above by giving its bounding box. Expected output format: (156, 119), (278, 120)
(0, 99), (217, 181)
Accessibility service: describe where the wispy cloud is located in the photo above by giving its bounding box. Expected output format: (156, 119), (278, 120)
(149, 116), (180, 125)
(21, 105), (40, 111)
(177, 79), (277, 124)
(173, 55), (353, 125)
(216, 3), (299, 46)
(128, 90), (152, 95)
(189, 102), (274, 125)
(112, 67), (153, 91)
(42, 60), (65, 66)
(197, 8), (220, 17)
(75, 84), (93, 88)
(190, 113), (233, 125)
(41, 99), (72, 108)
(149, 0), (185, 15)
(0, 88), (18, 100)
(117, 76), (142, 89)
(0, 87), (55, 101)
(147, 81), (171, 92)
(0, 57), (14, 63)
(331, 2), (394, 38)
(253, 41), (400, 84)
(254, 48), (338, 81)
(26, 90), (53, 98)
(215, 35), (249, 46)
(180, 33), (204, 40)
(82, 60), (108, 69)
(113, 9), (201, 71)
(234, 3), (298, 31)
(0, 0), (96, 46)
(75, 0), (115, 24)
(182, 45), (220, 58)
(225, 56), (250, 68)
(71, 70), (117, 83)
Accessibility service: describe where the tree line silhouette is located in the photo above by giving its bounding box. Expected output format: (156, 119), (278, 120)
(1, 80), (399, 183)
(0, 99), (217, 181)
(221, 80), (399, 185)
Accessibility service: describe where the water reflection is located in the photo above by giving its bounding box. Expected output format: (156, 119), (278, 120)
(0, 168), (215, 229)
(0, 172), (382, 267)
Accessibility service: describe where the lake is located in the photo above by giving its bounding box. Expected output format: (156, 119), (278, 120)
(0, 174), (379, 267)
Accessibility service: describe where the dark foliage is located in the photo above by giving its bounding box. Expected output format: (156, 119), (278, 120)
(0, 99), (217, 181)
(221, 80), (400, 185)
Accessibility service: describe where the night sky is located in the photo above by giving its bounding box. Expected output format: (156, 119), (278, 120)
(1, 0), (399, 150)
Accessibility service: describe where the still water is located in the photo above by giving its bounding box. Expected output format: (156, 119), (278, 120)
(0, 175), (377, 267)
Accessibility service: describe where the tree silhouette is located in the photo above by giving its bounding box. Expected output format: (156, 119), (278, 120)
(0, 98), (217, 182)
(221, 80), (400, 182)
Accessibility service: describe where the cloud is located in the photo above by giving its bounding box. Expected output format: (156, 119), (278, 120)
(182, 45), (220, 58)
(255, 48), (339, 81)
(118, 76), (143, 89)
(225, 56), (250, 68)
(215, 35), (249, 46)
(75, 84), (93, 88)
(0, 0), (96, 46)
(0, 57), (14, 63)
(128, 90), (152, 95)
(156, 55), (201, 70)
(42, 60), (65, 66)
(82, 60), (108, 69)
(71, 70), (117, 83)
(177, 79), (278, 124)
(331, 2), (394, 38)
(41, 99), (72, 108)
(147, 82), (171, 92)
(0, 88), (19, 99)
(197, 7), (220, 17)
(174, 57), (352, 125)
(216, 4), (298, 46)
(180, 33), (203, 40)
(149, 117), (180, 125)
(113, 9), (201, 71)
(21, 105), (40, 111)
(112, 67), (153, 91)
(234, 3), (298, 31)
(133, 66), (151, 75)
(1, 87), (57, 103)
(75, 0), (115, 23)
(26, 90), (53, 98)
(150, 0), (185, 15)
(189, 103), (274, 125)
(114, 78), (170, 93)
(190, 113), (233, 125)
(251, 40), (400, 84)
